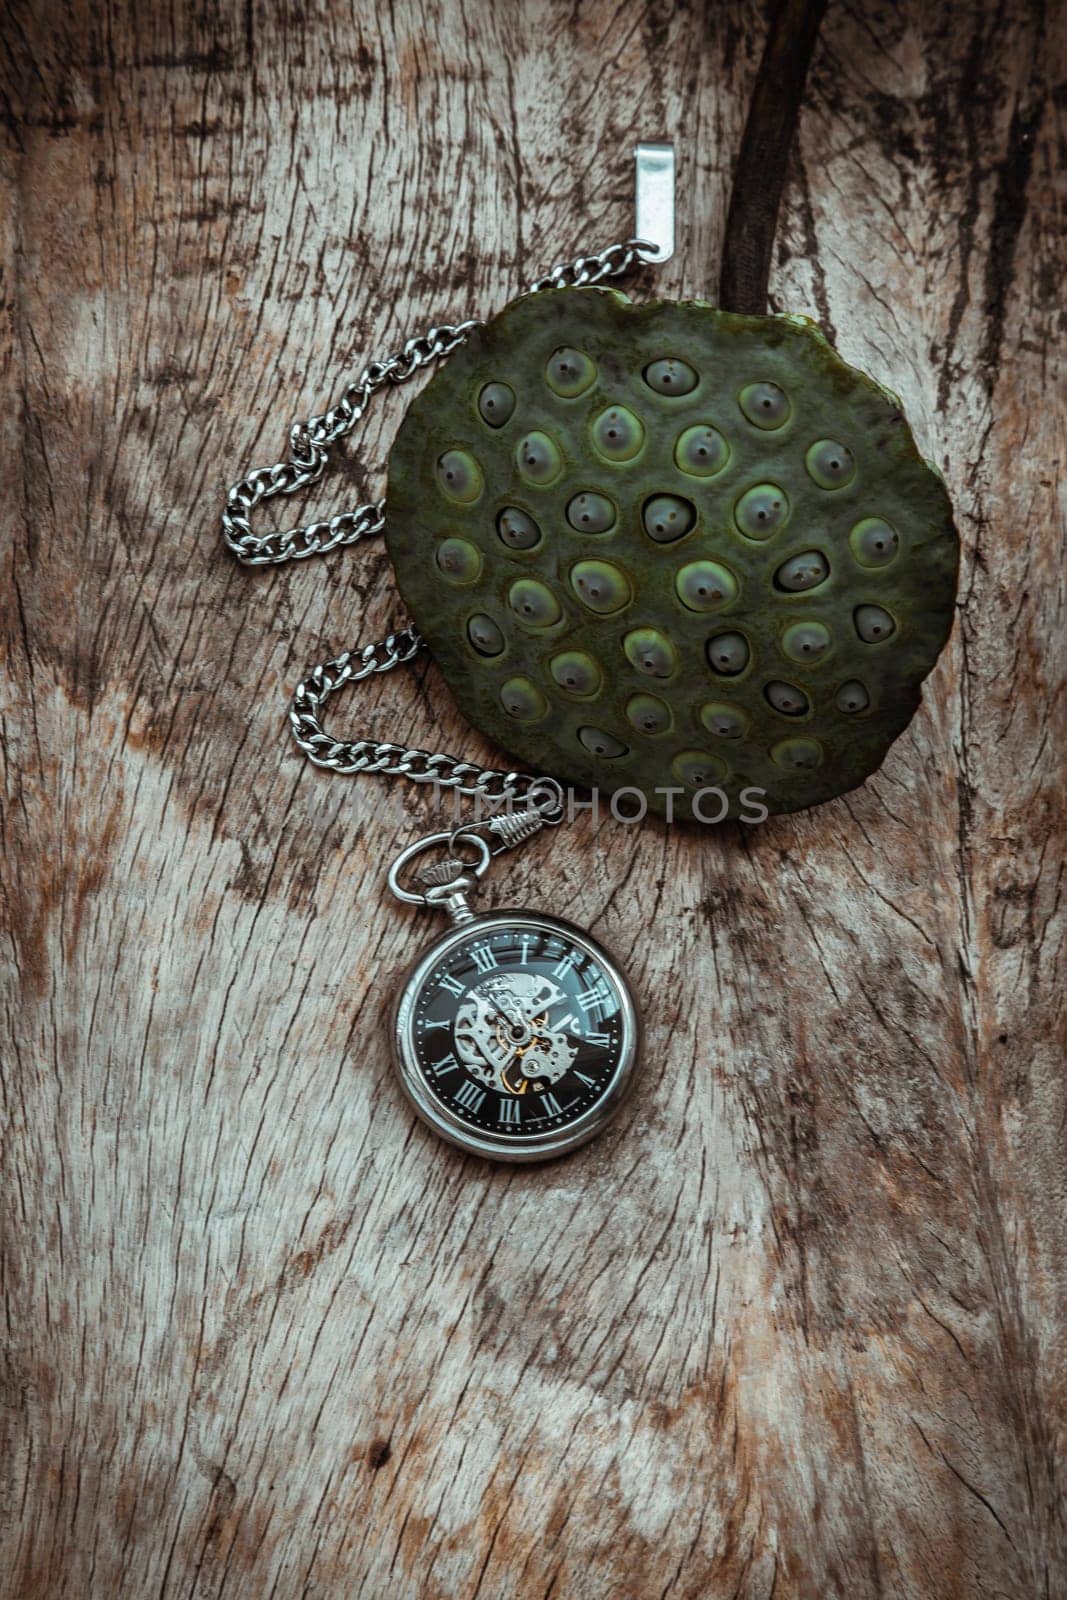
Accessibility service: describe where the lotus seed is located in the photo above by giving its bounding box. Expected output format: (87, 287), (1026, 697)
(706, 632), (750, 676)
(566, 492), (617, 534)
(591, 405), (645, 462)
(644, 358), (698, 395)
(508, 577), (561, 628)
(849, 517), (900, 568)
(436, 449), (483, 503)
(700, 702), (749, 739)
(643, 494), (696, 544)
(854, 604), (896, 642)
(675, 560), (738, 613)
(467, 614), (504, 656)
(672, 749), (727, 787)
(739, 381), (790, 429)
(735, 483), (789, 540)
(500, 677), (548, 721)
(783, 620), (831, 662)
(546, 346), (597, 398)
(571, 560), (631, 615)
(578, 726), (628, 758)
(550, 650), (602, 697)
(775, 550), (829, 592)
(477, 382), (515, 428)
(626, 693), (672, 735)
(516, 430), (562, 485)
(771, 737), (823, 771)
(836, 679), (870, 713)
(674, 424), (729, 478)
(806, 439), (856, 489)
(765, 680), (810, 717)
(497, 507), (541, 549)
(624, 627), (677, 678)
(435, 537), (482, 583)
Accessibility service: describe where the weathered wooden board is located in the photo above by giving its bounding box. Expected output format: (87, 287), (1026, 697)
(2, 2), (1064, 1596)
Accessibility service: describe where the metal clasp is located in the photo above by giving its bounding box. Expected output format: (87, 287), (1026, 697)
(634, 142), (675, 265)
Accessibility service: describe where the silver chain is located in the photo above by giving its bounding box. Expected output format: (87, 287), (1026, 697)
(222, 235), (656, 807)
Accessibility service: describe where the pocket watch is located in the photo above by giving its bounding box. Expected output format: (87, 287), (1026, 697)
(387, 815), (640, 1162)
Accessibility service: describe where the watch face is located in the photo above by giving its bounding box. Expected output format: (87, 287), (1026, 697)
(392, 912), (639, 1162)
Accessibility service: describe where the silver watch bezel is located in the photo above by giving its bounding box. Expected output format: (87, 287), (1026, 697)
(391, 909), (640, 1163)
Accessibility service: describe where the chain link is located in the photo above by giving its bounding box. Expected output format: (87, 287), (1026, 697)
(289, 632), (552, 807)
(222, 235), (657, 802)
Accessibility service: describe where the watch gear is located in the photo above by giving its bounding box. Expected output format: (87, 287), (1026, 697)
(454, 970), (578, 1091)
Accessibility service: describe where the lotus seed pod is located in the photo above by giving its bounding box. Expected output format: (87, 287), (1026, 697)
(624, 627), (677, 678)
(836, 679), (870, 713)
(782, 620), (831, 662)
(850, 517), (899, 567)
(672, 750), (728, 787)
(739, 381), (790, 429)
(626, 693), (672, 735)
(854, 604), (896, 642)
(578, 726), (628, 758)
(435, 537), (482, 583)
(509, 577), (561, 628)
(571, 560), (631, 614)
(477, 382), (515, 428)
(497, 506), (541, 549)
(516, 430), (562, 484)
(772, 737), (823, 771)
(500, 677), (547, 721)
(675, 424), (729, 477)
(550, 650), (602, 697)
(701, 702), (749, 739)
(766, 680), (810, 717)
(644, 494), (696, 543)
(437, 449), (483, 503)
(385, 287), (958, 819)
(644, 357), (698, 395)
(467, 613), (504, 656)
(591, 405), (645, 461)
(675, 560), (738, 612)
(775, 550), (829, 592)
(735, 483), (788, 540)
(566, 491), (617, 534)
(806, 439), (855, 489)
(546, 346), (596, 397)
(707, 631), (750, 676)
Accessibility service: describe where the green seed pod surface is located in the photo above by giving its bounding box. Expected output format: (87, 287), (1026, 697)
(578, 725), (628, 758)
(468, 613), (505, 656)
(435, 537), (482, 584)
(477, 382), (516, 428)
(644, 358), (698, 395)
(624, 627), (678, 679)
(701, 702), (750, 739)
(626, 693), (673, 735)
(497, 507), (541, 549)
(509, 577), (561, 629)
(739, 381), (790, 430)
(775, 550), (829, 591)
(674, 424), (729, 477)
(571, 560), (631, 615)
(566, 492), (616, 534)
(550, 650), (603, 697)
(385, 288), (959, 819)
(591, 405), (645, 461)
(675, 560), (738, 613)
(546, 347), (597, 398)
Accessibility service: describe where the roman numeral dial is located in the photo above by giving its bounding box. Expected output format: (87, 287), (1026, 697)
(396, 912), (638, 1162)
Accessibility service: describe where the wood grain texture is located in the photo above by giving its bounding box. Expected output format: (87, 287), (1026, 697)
(1, 2), (1064, 1596)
